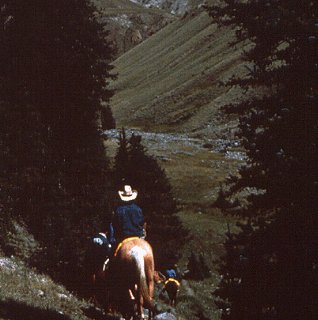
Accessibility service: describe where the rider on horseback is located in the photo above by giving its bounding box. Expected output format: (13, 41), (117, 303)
(88, 184), (144, 276)
(88, 185), (156, 316)
(111, 184), (146, 244)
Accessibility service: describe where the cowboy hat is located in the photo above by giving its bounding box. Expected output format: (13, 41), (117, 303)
(118, 185), (138, 201)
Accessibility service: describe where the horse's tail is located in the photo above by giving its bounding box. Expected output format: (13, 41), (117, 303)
(134, 248), (155, 311)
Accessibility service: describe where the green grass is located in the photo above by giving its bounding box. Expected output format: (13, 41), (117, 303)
(110, 9), (250, 138)
(161, 148), (239, 206)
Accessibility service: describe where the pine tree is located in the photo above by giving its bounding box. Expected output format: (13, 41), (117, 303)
(113, 130), (187, 267)
(209, 1), (318, 319)
(113, 128), (130, 188)
(0, 0), (115, 288)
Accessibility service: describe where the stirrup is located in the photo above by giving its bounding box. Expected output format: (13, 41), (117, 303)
(102, 258), (110, 271)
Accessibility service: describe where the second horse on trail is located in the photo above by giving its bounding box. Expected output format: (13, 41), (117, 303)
(161, 278), (180, 307)
(155, 270), (180, 307)
(107, 237), (156, 320)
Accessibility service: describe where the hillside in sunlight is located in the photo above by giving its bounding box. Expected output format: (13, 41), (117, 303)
(110, 6), (251, 139)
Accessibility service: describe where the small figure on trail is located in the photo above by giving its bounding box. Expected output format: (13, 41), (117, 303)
(164, 266), (180, 281)
(165, 263), (183, 282)
(111, 184), (146, 244)
(86, 232), (112, 279)
(86, 231), (112, 307)
(159, 264), (181, 307)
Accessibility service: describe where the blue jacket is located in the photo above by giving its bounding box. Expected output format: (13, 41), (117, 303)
(112, 202), (144, 241)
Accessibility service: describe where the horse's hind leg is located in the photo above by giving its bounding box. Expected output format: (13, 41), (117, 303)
(138, 293), (143, 319)
(148, 273), (154, 301)
(133, 285), (143, 320)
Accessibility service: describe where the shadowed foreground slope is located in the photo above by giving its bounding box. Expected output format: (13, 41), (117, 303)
(0, 257), (90, 320)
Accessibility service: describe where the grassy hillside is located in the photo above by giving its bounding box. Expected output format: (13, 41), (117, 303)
(110, 7), (251, 139)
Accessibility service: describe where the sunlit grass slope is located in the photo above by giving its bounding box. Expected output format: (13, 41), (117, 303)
(111, 8), (250, 138)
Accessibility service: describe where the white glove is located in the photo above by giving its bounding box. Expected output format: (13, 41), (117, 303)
(93, 237), (103, 245)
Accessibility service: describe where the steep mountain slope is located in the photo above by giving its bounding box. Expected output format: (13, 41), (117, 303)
(110, 7), (251, 139)
(94, 0), (175, 56)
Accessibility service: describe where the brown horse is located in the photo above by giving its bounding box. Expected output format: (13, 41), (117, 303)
(107, 237), (156, 319)
(155, 271), (180, 307)
(162, 278), (180, 307)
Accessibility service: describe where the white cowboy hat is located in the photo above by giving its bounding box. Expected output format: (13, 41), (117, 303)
(118, 185), (138, 201)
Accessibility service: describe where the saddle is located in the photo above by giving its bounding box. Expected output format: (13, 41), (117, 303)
(164, 278), (180, 288)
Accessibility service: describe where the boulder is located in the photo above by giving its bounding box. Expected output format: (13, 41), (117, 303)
(154, 311), (177, 320)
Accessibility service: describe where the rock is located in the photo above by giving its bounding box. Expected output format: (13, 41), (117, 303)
(38, 289), (45, 297)
(154, 311), (177, 320)
(180, 279), (195, 296)
(57, 293), (69, 300)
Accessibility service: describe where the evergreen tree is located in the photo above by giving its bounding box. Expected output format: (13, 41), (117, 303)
(209, 1), (318, 319)
(101, 105), (116, 130)
(113, 128), (130, 187)
(113, 130), (186, 267)
(0, 0), (115, 289)
(186, 252), (210, 280)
